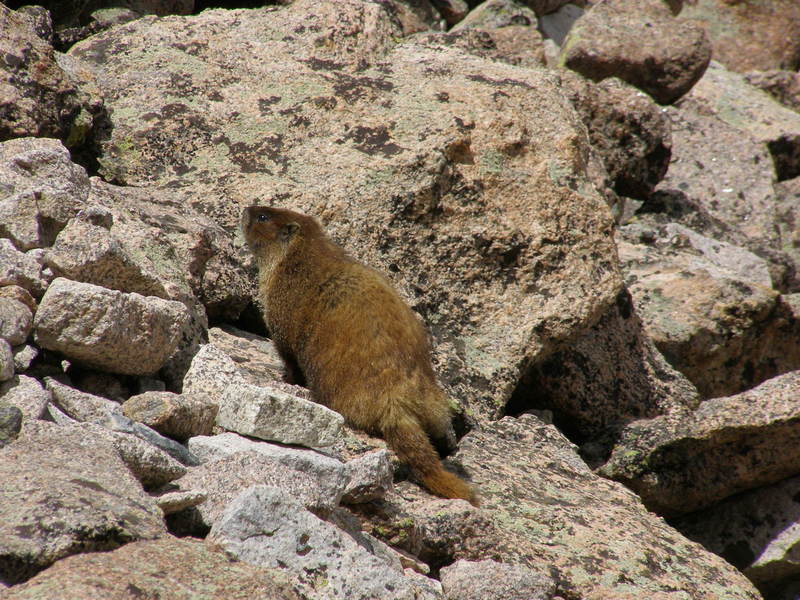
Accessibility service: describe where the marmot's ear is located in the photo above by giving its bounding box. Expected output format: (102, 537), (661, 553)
(280, 221), (300, 241)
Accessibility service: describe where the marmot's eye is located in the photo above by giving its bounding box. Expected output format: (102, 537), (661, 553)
(257, 213), (270, 222)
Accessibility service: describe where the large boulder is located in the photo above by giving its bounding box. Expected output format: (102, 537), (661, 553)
(68, 0), (622, 419)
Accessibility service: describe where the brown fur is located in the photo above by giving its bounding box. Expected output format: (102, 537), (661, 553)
(241, 206), (477, 505)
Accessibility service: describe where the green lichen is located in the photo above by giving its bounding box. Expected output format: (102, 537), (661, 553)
(479, 149), (505, 175)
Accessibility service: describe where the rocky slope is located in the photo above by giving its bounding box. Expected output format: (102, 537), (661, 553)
(1, 0), (799, 598)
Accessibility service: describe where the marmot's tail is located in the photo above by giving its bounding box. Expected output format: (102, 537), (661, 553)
(383, 414), (478, 506)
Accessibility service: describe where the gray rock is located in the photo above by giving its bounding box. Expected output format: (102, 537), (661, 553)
(182, 433), (349, 521)
(440, 559), (555, 600)
(154, 490), (207, 516)
(0, 297), (33, 346)
(11, 344), (37, 373)
(0, 375), (50, 421)
(537, 3), (583, 45)
(0, 138), (89, 250)
(217, 383), (344, 448)
(0, 238), (46, 296)
(122, 390), (217, 441)
(45, 376), (121, 422)
(601, 371), (800, 515)
(560, 0), (711, 104)
(33, 277), (191, 376)
(101, 412), (199, 466)
(207, 325), (286, 386)
(0, 420), (166, 585)
(0, 403), (22, 448)
(182, 343), (245, 400)
(104, 426), (187, 489)
(208, 485), (442, 600)
(452, 0), (538, 31)
(342, 449), (394, 504)
(2, 538), (301, 600)
(674, 475), (800, 585)
(0, 339), (13, 382)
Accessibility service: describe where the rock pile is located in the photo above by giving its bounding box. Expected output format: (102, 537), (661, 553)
(2, 0), (799, 598)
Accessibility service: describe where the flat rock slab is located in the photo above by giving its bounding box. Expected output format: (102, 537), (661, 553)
(45, 376), (121, 422)
(182, 433), (349, 522)
(122, 390), (217, 441)
(601, 371), (800, 516)
(446, 415), (760, 598)
(0, 420), (166, 584)
(217, 382), (344, 448)
(33, 277), (191, 376)
(208, 485), (442, 600)
(2, 537), (301, 600)
(440, 559), (555, 600)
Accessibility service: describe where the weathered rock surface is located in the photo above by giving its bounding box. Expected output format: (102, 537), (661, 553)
(208, 485), (442, 600)
(512, 288), (698, 459)
(391, 415), (759, 598)
(0, 339), (13, 382)
(775, 177), (800, 286)
(0, 239), (46, 296)
(101, 412), (199, 466)
(217, 383), (344, 448)
(0, 297), (33, 346)
(686, 61), (800, 182)
(618, 222), (800, 397)
(0, 137), (89, 251)
(3, 537), (301, 600)
(0, 420), (166, 584)
(122, 390), (217, 441)
(33, 277), (191, 376)
(439, 559), (556, 600)
(45, 376), (121, 422)
(181, 432), (349, 522)
(0, 375), (50, 422)
(342, 449), (395, 504)
(207, 325), (286, 385)
(68, 0), (622, 419)
(682, 0), (800, 73)
(560, 0), (711, 104)
(0, 6), (85, 142)
(154, 489), (206, 516)
(601, 371), (800, 516)
(560, 72), (672, 200)
(0, 403), (22, 448)
(673, 474), (800, 587)
(746, 70), (800, 114)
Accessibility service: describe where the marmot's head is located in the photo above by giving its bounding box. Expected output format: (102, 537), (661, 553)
(241, 206), (316, 256)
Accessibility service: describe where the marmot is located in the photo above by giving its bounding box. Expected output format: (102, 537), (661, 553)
(242, 206), (477, 505)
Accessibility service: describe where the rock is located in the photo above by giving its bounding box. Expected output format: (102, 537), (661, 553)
(431, 0), (469, 25)
(559, 0), (711, 104)
(520, 0), (575, 16)
(617, 223), (800, 397)
(0, 403), (22, 448)
(0, 297), (33, 346)
(11, 344), (36, 373)
(682, 0), (800, 73)
(0, 284), (37, 313)
(45, 376), (121, 422)
(217, 383), (344, 448)
(0, 420), (166, 584)
(0, 138), (89, 250)
(207, 485), (442, 600)
(182, 343), (246, 400)
(402, 415), (759, 598)
(453, 0), (538, 31)
(68, 1), (622, 420)
(0, 239), (46, 296)
(154, 489), (207, 515)
(0, 375), (50, 421)
(601, 371), (800, 516)
(33, 277), (192, 376)
(182, 432), (349, 521)
(0, 5), (85, 142)
(673, 474), (800, 587)
(207, 325), (286, 386)
(0, 339), (12, 382)
(2, 537), (301, 600)
(101, 412), (199, 466)
(122, 390), (217, 441)
(342, 449), (395, 504)
(513, 288), (698, 460)
(439, 559), (555, 600)
(537, 2), (583, 46)
(745, 70), (800, 114)
(686, 61), (800, 181)
(775, 177), (800, 285)
(559, 72), (672, 200)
